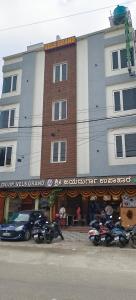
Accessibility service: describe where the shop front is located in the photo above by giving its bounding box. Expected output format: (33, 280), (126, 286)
(0, 175), (136, 227)
(0, 189), (51, 223)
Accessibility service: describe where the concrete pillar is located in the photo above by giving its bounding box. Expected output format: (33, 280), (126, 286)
(35, 198), (39, 210)
(4, 197), (10, 222)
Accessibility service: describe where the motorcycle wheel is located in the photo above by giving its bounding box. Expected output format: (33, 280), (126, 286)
(131, 236), (136, 249)
(119, 236), (127, 248)
(34, 237), (44, 244)
(93, 236), (100, 246)
(45, 236), (53, 244)
(105, 236), (112, 247)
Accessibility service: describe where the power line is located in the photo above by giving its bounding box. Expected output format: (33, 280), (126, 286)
(6, 111), (136, 129)
(0, 0), (135, 33)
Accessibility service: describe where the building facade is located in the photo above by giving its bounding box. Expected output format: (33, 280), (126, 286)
(0, 23), (136, 226)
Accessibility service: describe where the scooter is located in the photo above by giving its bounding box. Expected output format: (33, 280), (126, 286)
(88, 221), (109, 246)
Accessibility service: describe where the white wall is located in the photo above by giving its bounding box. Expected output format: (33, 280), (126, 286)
(30, 51), (45, 177)
(76, 39), (90, 175)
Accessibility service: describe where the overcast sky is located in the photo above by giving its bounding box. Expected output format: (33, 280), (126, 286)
(0, 0), (136, 92)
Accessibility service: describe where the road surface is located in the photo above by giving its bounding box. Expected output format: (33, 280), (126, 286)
(0, 240), (136, 300)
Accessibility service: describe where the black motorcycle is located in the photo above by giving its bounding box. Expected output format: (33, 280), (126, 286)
(32, 218), (64, 244)
(128, 225), (136, 248)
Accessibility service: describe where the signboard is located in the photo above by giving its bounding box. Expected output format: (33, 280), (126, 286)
(44, 36), (76, 50)
(0, 175), (136, 189)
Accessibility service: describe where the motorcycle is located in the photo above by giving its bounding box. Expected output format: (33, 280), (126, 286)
(32, 218), (64, 244)
(128, 225), (136, 248)
(105, 218), (130, 248)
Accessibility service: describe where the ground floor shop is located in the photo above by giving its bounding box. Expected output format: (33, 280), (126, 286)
(0, 176), (136, 227)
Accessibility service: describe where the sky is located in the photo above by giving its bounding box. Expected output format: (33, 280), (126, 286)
(0, 0), (136, 92)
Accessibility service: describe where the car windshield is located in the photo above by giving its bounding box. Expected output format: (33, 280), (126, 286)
(9, 212), (30, 222)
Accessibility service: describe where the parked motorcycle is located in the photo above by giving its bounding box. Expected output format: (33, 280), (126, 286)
(32, 218), (64, 244)
(128, 225), (136, 248)
(104, 218), (130, 248)
(89, 217), (130, 248)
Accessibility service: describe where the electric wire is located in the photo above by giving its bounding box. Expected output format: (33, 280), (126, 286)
(0, 0), (135, 33)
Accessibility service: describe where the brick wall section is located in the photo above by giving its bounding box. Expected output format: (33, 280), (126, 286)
(40, 43), (77, 179)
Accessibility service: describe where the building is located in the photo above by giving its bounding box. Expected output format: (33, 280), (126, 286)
(0, 17), (136, 226)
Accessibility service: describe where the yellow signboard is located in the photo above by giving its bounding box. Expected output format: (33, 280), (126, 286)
(45, 36), (76, 50)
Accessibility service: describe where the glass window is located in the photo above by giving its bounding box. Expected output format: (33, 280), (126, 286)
(112, 51), (118, 70)
(52, 141), (66, 162)
(0, 109), (15, 128)
(62, 101), (67, 119)
(53, 142), (59, 162)
(123, 88), (136, 111)
(62, 63), (67, 80)
(2, 77), (11, 93)
(114, 91), (121, 111)
(120, 49), (127, 69)
(60, 142), (66, 161)
(0, 111), (9, 128)
(53, 100), (67, 121)
(116, 136), (123, 157)
(112, 47), (134, 71)
(0, 146), (12, 166)
(6, 147), (12, 165)
(12, 75), (17, 91)
(2, 75), (17, 94)
(0, 147), (6, 166)
(10, 110), (15, 127)
(54, 102), (59, 120)
(55, 65), (60, 82)
(125, 133), (136, 157)
(130, 48), (134, 66)
(54, 63), (67, 82)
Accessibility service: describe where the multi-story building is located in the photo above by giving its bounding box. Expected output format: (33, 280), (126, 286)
(0, 19), (136, 226)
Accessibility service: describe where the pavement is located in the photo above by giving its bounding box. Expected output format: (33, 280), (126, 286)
(0, 230), (135, 253)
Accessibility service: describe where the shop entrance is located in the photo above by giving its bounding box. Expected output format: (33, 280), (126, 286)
(65, 195), (88, 226)
(88, 197), (120, 224)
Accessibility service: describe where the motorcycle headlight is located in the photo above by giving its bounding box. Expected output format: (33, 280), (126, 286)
(16, 225), (24, 231)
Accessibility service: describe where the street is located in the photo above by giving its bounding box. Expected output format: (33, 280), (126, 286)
(0, 238), (136, 300)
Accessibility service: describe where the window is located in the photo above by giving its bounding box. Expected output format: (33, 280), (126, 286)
(112, 47), (134, 70)
(114, 87), (136, 112)
(2, 75), (17, 94)
(53, 63), (67, 82)
(115, 133), (136, 158)
(0, 146), (12, 166)
(0, 109), (15, 129)
(52, 100), (67, 121)
(51, 141), (67, 163)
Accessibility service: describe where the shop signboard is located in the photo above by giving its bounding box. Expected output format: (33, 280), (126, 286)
(0, 175), (136, 189)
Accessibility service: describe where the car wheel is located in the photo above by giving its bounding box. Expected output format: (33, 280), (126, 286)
(24, 230), (31, 241)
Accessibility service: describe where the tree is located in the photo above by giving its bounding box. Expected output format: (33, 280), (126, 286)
(47, 189), (62, 220)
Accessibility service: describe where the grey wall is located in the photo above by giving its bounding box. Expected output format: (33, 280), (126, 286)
(0, 52), (39, 180)
(87, 32), (136, 177)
